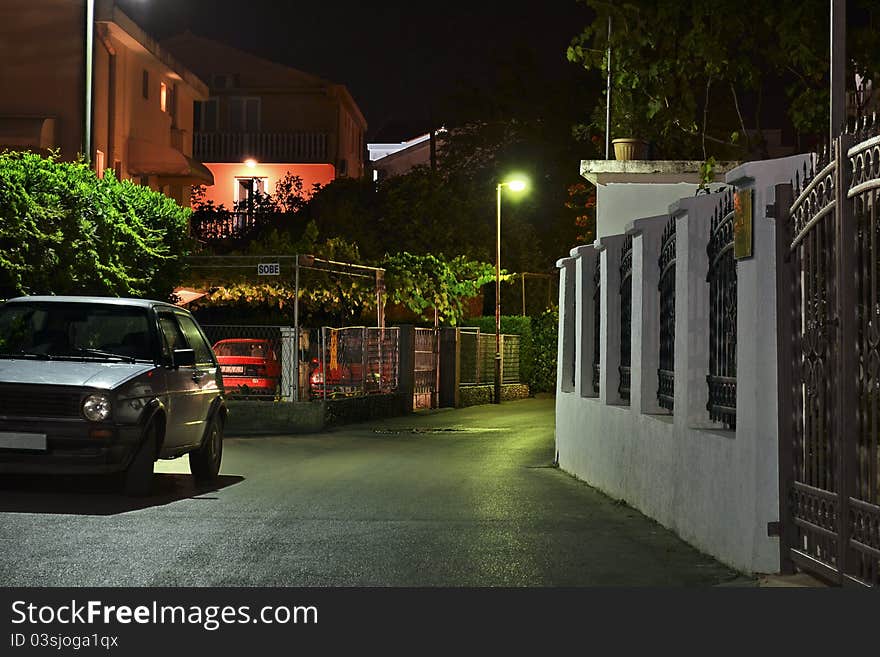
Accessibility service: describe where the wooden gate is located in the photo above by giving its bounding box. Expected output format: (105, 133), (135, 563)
(776, 122), (880, 586)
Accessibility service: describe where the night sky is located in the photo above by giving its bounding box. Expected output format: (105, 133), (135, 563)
(117, 0), (593, 137)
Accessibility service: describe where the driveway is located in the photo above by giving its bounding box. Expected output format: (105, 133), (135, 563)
(0, 397), (740, 586)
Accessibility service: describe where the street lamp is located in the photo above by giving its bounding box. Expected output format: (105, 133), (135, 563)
(84, 0), (95, 163)
(494, 177), (528, 404)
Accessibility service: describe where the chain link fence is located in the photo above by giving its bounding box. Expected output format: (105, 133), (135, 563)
(201, 325), (284, 400)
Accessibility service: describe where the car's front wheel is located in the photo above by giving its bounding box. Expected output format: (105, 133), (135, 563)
(189, 415), (223, 482)
(123, 422), (157, 497)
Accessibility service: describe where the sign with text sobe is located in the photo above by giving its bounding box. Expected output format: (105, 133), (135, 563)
(733, 189), (753, 260)
(257, 263), (280, 276)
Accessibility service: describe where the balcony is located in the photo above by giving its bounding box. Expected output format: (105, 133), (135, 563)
(193, 131), (330, 164)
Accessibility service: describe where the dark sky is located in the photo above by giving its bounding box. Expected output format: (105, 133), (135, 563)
(117, 0), (592, 137)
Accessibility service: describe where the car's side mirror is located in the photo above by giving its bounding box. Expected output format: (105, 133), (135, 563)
(173, 348), (196, 368)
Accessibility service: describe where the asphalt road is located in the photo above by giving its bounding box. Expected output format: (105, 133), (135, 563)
(0, 397), (741, 586)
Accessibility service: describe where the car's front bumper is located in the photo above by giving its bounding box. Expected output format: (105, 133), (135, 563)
(0, 418), (142, 474)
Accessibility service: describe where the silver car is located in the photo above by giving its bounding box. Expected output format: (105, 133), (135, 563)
(0, 296), (226, 495)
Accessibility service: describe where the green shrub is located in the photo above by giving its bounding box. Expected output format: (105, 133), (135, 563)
(529, 306), (558, 393)
(0, 151), (190, 300)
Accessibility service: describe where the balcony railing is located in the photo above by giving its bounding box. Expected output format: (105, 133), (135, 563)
(193, 131), (330, 163)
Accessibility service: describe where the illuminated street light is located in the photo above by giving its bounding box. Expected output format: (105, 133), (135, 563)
(244, 158), (258, 169)
(494, 177), (528, 404)
(84, 0), (95, 162)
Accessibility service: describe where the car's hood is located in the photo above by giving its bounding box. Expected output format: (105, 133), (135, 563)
(0, 359), (156, 389)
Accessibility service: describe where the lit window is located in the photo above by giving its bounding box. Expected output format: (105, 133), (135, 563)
(160, 82), (168, 112)
(95, 150), (105, 178)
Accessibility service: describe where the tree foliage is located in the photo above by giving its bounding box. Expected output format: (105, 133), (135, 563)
(0, 151), (190, 300)
(383, 253), (499, 326)
(567, 0), (880, 159)
(186, 250), (497, 328)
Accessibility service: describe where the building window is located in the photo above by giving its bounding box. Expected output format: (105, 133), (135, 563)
(142, 70), (149, 99)
(95, 150), (105, 178)
(139, 175), (150, 187)
(194, 99), (219, 132)
(160, 82), (168, 112)
(234, 177), (268, 210)
(228, 97), (260, 132)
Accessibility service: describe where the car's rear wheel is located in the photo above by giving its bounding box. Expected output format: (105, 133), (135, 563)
(190, 415), (223, 482)
(123, 422), (157, 497)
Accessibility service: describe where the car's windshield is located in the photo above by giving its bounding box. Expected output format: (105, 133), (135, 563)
(214, 341), (274, 359)
(0, 302), (155, 361)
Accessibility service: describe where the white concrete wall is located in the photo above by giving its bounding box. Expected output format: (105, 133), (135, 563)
(597, 183), (712, 238)
(555, 155), (810, 574)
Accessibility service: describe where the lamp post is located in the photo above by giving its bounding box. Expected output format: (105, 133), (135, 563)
(494, 178), (527, 404)
(84, 0), (95, 163)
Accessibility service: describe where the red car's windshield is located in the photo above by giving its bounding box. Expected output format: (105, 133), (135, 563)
(213, 341), (274, 359)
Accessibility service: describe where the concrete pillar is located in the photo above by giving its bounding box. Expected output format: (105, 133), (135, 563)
(596, 234), (626, 405)
(571, 245), (599, 398)
(627, 215), (668, 414)
(555, 257), (576, 394)
(669, 195), (716, 428)
(438, 327), (460, 408)
(280, 326), (297, 402)
(397, 325), (415, 413)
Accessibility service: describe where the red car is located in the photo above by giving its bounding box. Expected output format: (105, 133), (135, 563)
(213, 338), (281, 398)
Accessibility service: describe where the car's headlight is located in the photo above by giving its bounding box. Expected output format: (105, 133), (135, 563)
(82, 394), (112, 422)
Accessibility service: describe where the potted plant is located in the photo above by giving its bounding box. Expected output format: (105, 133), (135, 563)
(610, 90), (649, 160)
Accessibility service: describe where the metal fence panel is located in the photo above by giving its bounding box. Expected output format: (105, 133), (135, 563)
(706, 188), (737, 429)
(308, 327), (400, 400)
(658, 216), (676, 412)
(459, 328), (521, 386)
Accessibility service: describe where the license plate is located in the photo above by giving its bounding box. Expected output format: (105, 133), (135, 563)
(222, 366), (244, 374)
(0, 432), (47, 451)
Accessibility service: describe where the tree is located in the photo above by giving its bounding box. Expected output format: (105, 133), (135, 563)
(383, 252), (498, 326)
(567, 0), (880, 159)
(0, 150), (190, 300)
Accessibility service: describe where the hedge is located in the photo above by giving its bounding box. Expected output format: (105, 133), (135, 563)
(0, 151), (190, 300)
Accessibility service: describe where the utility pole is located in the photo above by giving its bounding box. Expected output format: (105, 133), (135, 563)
(830, 0), (845, 140)
(605, 15), (612, 160)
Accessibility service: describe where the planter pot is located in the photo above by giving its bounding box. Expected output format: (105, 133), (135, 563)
(612, 138), (649, 161)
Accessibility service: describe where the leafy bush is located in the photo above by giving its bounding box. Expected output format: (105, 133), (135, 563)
(0, 151), (190, 300)
(529, 306), (558, 394)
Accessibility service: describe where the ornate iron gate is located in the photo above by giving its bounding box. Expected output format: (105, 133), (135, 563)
(777, 120), (880, 587)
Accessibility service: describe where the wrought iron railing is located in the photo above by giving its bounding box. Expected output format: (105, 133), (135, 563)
(706, 189), (737, 428)
(194, 131), (329, 163)
(618, 235), (633, 403)
(658, 216), (676, 412)
(190, 210), (285, 242)
(592, 256), (601, 393)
